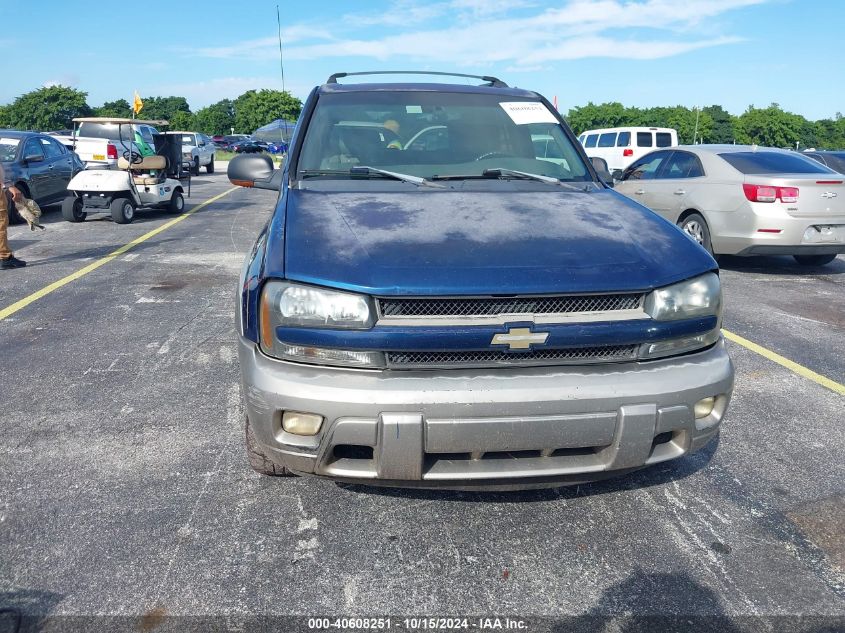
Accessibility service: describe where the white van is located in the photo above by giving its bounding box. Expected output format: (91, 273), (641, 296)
(577, 127), (678, 174)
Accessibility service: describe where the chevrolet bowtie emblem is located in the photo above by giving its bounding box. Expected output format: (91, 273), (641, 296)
(821, 191), (838, 199)
(491, 327), (549, 351)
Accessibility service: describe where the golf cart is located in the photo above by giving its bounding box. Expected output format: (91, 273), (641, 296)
(62, 118), (191, 224)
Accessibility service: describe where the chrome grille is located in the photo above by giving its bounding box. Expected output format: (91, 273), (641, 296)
(386, 345), (638, 369)
(378, 293), (642, 318)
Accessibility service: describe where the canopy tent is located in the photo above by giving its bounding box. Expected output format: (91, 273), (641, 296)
(252, 118), (297, 143)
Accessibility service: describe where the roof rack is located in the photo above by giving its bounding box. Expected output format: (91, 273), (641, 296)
(326, 71), (509, 88)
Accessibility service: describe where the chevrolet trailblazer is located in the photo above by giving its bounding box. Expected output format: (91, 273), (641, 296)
(227, 71), (734, 490)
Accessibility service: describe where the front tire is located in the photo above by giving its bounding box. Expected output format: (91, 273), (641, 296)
(110, 197), (135, 224)
(167, 191), (185, 214)
(679, 212), (715, 257)
(206, 157), (215, 173)
(245, 414), (292, 476)
(62, 196), (86, 222)
(794, 254), (837, 266)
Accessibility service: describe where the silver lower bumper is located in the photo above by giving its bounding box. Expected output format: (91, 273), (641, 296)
(239, 336), (734, 489)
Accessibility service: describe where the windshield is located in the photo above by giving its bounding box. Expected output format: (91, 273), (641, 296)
(77, 122), (136, 141)
(297, 91), (590, 181)
(180, 134), (196, 145)
(0, 137), (20, 162)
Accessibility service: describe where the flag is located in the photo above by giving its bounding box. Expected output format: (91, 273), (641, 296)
(553, 95), (558, 111)
(132, 91), (144, 115)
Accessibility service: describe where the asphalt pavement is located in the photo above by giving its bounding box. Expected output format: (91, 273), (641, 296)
(1, 173), (843, 632)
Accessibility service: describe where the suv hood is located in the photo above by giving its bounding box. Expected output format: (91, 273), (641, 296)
(278, 187), (714, 295)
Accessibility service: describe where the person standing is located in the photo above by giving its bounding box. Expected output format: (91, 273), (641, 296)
(0, 162), (27, 269)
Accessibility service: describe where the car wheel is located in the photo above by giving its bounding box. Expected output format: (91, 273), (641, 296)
(168, 191), (185, 214)
(61, 196), (86, 222)
(793, 254), (837, 266)
(206, 157), (215, 174)
(192, 157), (200, 176)
(679, 213), (715, 256)
(110, 197), (135, 224)
(245, 414), (293, 476)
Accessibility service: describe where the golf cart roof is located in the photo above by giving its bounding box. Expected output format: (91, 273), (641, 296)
(72, 117), (169, 125)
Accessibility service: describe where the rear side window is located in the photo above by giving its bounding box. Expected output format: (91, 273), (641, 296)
(598, 132), (617, 148)
(617, 132), (631, 147)
(662, 151), (705, 179)
(585, 134), (598, 148)
(578, 135), (585, 144)
(637, 132), (652, 147)
(719, 151), (834, 174)
(655, 132), (673, 147)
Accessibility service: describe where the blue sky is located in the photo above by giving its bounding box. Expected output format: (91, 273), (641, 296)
(1, 0), (842, 120)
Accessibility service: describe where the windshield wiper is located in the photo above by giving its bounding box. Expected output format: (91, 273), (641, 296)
(433, 169), (587, 191)
(299, 166), (441, 187)
(351, 166), (442, 187)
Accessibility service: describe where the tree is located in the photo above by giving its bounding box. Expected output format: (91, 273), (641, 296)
(4, 85), (91, 131)
(138, 96), (191, 121)
(193, 99), (235, 135)
(702, 105), (734, 143)
(0, 104), (10, 127)
(233, 89), (302, 133)
(169, 110), (195, 131)
(735, 104), (805, 148)
(94, 99), (131, 118)
(565, 102), (630, 134)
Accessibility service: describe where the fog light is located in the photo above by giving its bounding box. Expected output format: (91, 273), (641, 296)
(282, 411), (323, 436)
(694, 397), (716, 419)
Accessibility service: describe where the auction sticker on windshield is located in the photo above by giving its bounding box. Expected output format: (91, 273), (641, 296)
(499, 101), (558, 125)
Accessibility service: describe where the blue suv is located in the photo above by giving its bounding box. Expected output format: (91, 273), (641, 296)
(228, 72), (734, 490)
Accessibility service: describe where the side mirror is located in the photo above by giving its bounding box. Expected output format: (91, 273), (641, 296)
(228, 153), (281, 191)
(25, 154), (44, 163)
(590, 156), (613, 187)
(612, 169), (624, 182)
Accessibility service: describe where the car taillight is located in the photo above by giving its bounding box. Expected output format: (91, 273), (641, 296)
(623, 149), (633, 157)
(107, 144), (118, 159)
(743, 183), (799, 203)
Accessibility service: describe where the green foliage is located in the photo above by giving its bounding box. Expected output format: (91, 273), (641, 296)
(4, 85), (92, 131)
(0, 104), (10, 127)
(233, 90), (302, 134)
(169, 110), (195, 131)
(138, 96), (191, 121)
(94, 99), (131, 118)
(734, 104), (805, 148)
(193, 99), (235, 135)
(703, 105), (735, 143)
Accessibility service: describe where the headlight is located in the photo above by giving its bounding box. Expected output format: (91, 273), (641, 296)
(183, 152), (193, 159)
(644, 273), (721, 321)
(259, 281), (382, 367)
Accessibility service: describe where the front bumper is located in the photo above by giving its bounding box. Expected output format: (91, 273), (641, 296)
(239, 336), (734, 489)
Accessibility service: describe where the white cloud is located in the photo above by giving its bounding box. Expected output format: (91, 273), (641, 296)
(192, 0), (768, 65)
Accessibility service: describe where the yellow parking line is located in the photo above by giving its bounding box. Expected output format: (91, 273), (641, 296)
(0, 187), (239, 322)
(723, 329), (845, 396)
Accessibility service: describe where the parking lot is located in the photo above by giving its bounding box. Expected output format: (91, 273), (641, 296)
(1, 171), (843, 630)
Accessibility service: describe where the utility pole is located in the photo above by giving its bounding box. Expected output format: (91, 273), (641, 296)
(692, 106), (700, 145)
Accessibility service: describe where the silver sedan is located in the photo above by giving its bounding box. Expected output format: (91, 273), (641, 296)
(614, 145), (845, 266)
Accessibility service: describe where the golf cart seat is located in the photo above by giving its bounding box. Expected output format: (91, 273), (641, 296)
(117, 155), (167, 171)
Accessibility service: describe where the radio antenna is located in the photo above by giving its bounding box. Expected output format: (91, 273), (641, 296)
(276, 4), (286, 95)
